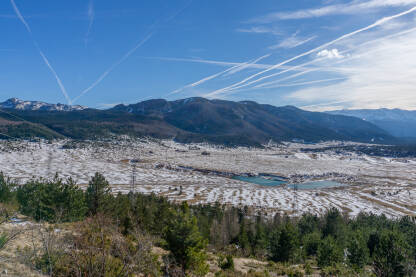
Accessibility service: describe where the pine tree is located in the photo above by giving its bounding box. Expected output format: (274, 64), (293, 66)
(347, 233), (369, 270)
(86, 172), (111, 215)
(317, 236), (343, 267)
(270, 223), (299, 262)
(0, 173), (13, 203)
(373, 230), (410, 277)
(303, 231), (321, 256)
(164, 202), (208, 276)
(322, 208), (346, 239)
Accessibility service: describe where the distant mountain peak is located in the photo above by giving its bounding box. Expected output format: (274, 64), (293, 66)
(0, 98), (88, 112)
(328, 108), (416, 138)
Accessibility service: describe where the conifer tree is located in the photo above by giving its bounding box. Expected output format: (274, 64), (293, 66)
(86, 172), (111, 215)
(270, 223), (299, 262)
(164, 202), (208, 276)
(347, 233), (369, 270)
(373, 230), (410, 277)
(317, 235), (343, 267)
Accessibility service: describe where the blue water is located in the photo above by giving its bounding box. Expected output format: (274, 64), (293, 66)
(233, 176), (346, 190)
(232, 176), (287, 186)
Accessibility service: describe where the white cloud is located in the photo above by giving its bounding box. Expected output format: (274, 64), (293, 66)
(251, 0), (416, 22)
(206, 6), (416, 98)
(317, 49), (344, 59)
(287, 29), (416, 110)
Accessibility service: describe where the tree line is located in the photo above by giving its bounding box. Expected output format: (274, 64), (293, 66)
(0, 172), (415, 276)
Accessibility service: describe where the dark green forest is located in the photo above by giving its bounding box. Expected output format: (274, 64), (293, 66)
(0, 173), (415, 276)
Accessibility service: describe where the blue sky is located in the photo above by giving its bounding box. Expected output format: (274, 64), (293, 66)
(1, 0), (416, 110)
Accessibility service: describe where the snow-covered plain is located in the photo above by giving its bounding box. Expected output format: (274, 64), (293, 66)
(1, 138), (415, 218)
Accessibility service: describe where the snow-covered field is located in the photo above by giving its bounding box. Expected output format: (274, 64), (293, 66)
(1, 138), (415, 218)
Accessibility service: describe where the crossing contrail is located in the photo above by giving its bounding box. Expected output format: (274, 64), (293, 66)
(11, 0), (72, 105)
(37, 49), (71, 105)
(208, 5), (416, 96)
(73, 1), (194, 104)
(205, 25), (416, 98)
(72, 33), (153, 104)
(168, 54), (271, 95)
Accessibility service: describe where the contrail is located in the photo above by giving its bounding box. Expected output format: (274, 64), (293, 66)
(73, 0), (194, 104)
(208, 5), (416, 96)
(72, 33), (153, 104)
(168, 63), (247, 95)
(168, 54), (271, 95)
(10, 0), (72, 105)
(205, 35), (391, 98)
(204, 57), (327, 98)
(260, 77), (347, 89)
(145, 56), (279, 69)
(10, 0), (31, 33)
(165, 0), (193, 22)
(37, 48), (72, 104)
(210, 26), (416, 98)
(203, 68), (320, 98)
(145, 56), (311, 72)
(85, 0), (95, 47)
(225, 54), (272, 76)
(252, 26), (416, 90)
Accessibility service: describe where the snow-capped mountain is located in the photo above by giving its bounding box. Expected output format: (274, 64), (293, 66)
(327, 108), (416, 138)
(0, 98), (87, 112)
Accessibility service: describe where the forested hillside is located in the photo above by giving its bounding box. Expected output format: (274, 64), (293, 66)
(0, 173), (415, 276)
(0, 97), (395, 146)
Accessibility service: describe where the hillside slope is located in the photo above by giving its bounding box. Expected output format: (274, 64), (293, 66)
(0, 97), (395, 145)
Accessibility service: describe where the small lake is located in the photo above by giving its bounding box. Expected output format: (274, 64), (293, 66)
(233, 175), (347, 189)
(232, 175), (287, 186)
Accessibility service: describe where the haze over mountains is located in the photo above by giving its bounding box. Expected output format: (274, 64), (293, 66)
(0, 97), (395, 145)
(328, 109), (416, 138)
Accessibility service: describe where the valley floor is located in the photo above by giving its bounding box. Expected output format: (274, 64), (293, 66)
(1, 138), (415, 217)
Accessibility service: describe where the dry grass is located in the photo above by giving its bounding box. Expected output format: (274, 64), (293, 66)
(356, 193), (415, 216)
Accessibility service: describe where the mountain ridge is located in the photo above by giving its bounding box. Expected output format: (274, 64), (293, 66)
(0, 98), (87, 112)
(327, 108), (416, 138)
(0, 97), (396, 145)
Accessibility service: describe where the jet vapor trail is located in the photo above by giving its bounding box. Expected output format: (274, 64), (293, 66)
(10, 0), (30, 33)
(261, 77), (347, 88)
(208, 5), (416, 96)
(10, 0), (72, 105)
(145, 56), (282, 69)
(73, 0), (195, 104)
(168, 54), (271, 95)
(72, 33), (153, 104)
(205, 27), (416, 98)
(85, 0), (95, 47)
(251, 26), (416, 91)
(38, 49), (71, 104)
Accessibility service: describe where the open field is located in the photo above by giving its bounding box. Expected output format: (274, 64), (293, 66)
(1, 138), (415, 218)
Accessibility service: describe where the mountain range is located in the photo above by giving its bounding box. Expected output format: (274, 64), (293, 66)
(0, 98), (87, 112)
(328, 109), (416, 138)
(0, 97), (395, 146)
